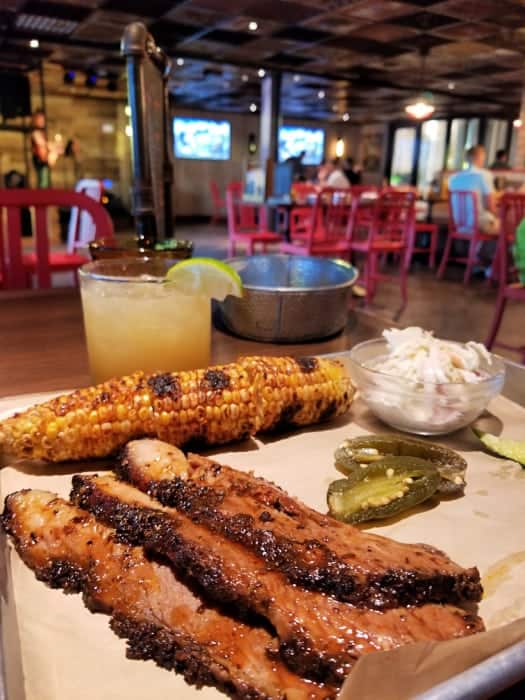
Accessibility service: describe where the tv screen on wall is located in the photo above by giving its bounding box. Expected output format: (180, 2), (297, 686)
(173, 117), (231, 160)
(278, 125), (325, 165)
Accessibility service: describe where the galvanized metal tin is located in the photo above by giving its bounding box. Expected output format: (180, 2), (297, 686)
(218, 254), (359, 343)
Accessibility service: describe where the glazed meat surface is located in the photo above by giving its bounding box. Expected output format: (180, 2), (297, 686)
(2, 490), (333, 700)
(71, 473), (483, 685)
(119, 439), (482, 609)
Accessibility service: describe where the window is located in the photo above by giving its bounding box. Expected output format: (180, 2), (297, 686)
(484, 119), (508, 166)
(447, 119), (467, 170)
(417, 120), (447, 195)
(390, 127), (416, 185)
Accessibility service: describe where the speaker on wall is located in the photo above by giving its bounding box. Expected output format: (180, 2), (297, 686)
(0, 72), (31, 119)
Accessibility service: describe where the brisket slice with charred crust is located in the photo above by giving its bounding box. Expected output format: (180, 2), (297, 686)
(70, 474), (483, 686)
(2, 490), (334, 700)
(118, 439), (482, 609)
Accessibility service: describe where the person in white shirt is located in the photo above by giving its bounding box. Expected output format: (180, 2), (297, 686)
(447, 145), (499, 235)
(320, 159), (350, 189)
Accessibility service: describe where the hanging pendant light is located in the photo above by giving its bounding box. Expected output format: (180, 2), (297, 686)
(405, 92), (435, 120)
(405, 47), (435, 120)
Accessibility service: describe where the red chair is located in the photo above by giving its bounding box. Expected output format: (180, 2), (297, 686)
(226, 185), (281, 256)
(347, 189), (415, 304)
(405, 222), (439, 270)
(485, 193), (525, 362)
(209, 180), (225, 225)
(437, 190), (496, 284)
(289, 183), (319, 238)
(280, 188), (352, 259)
(0, 188), (113, 289)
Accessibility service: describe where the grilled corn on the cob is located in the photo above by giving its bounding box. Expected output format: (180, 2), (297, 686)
(241, 355), (354, 432)
(0, 356), (354, 462)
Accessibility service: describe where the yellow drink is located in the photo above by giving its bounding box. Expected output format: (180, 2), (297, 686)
(79, 258), (211, 384)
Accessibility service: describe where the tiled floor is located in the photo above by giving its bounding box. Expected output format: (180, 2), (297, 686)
(185, 223), (524, 363)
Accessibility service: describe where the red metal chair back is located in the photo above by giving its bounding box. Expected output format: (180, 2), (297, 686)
(379, 189), (416, 242)
(351, 185), (379, 198)
(497, 193), (525, 286)
(0, 188), (114, 289)
(226, 185), (267, 238)
(448, 190), (479, 235)
(348, 189), (415, 250)
(302, 188), (350, 248)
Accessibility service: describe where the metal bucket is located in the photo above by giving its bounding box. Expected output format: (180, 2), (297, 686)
(218, 254), (358, 343)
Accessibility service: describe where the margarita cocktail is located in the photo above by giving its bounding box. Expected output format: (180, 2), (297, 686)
(79, 258), (211, 383)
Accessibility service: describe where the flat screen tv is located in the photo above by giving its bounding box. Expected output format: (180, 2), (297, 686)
(173, 117), (231, 160)
(278, 125), (325, 165)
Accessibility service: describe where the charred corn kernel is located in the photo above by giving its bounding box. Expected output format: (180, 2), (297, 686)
(0, 356), (354, 462)
(239, 356), (355, 432)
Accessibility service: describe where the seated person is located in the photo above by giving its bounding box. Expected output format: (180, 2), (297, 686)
(490, 149), (508, 170)
(448, 145), (499, 235)
(319, 158), (350, 189)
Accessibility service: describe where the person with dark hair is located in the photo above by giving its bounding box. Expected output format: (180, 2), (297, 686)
(343, 157), (362, 185)
(30, 109), (62, 188)
(448, 144), (498, 235)
(285, 150), (306, 181)
(490, 149), (508, 170)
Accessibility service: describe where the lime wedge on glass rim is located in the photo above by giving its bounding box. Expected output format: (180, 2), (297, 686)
(165, 257), (243, 300)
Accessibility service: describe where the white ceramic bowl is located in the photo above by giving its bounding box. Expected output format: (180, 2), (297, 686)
(348, 338), (506, 435)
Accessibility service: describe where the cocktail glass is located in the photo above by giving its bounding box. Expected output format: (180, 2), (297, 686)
(79, 257), (210, 383)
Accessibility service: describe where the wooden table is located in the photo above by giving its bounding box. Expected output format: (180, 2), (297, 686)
(0, 287), (391, 397)
(2, 287), (524, 406)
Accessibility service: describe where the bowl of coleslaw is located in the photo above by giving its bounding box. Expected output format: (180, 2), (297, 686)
(349, 328), (505, 435)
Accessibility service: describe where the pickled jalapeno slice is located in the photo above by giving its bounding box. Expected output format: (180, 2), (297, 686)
(335, 434), (467, 496)
(327, 456), (440, 524)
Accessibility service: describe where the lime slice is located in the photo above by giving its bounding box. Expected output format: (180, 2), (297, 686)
(165, 257), (243, 300)
(473, 429), (525, 467)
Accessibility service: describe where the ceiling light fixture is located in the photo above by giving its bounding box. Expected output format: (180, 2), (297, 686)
(248, 21), (258, 31)
(448, 81), (455, 90)
(176, 57), (184, 66)
(29, 38), (39, 48)
(513, 118), (522, 128)
(342, 112), (350, 122)
(258, 68), (265, 78)
(293, 74), (301, 82)
(405, 47), (435, 121)
(249, 103), (257, 112)
(318, 90), (325, 99)
(405, 97), (435, 120)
